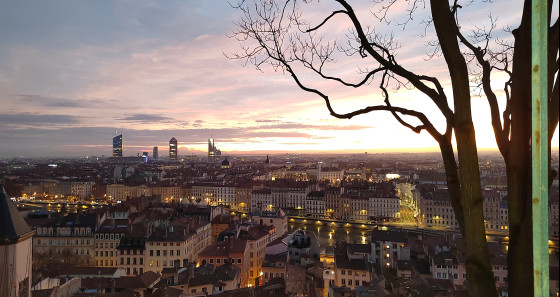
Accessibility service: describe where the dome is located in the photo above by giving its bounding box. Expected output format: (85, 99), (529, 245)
(221, 157), (231, 168)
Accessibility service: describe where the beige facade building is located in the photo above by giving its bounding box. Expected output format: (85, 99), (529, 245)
(152, 186), (182, 203)
(71, 181), (95, 200)
(94, 218), (129, 267)
(106, 184), (151, 201)
(32, 213), (97, 266)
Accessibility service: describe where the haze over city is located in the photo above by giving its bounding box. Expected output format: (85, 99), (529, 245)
(0, 0), (558, 158)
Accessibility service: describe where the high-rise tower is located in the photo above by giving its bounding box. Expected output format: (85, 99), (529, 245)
(153, 146), (158, 160)
(112, 134), (122, 157)
(169, 137), (178, 160)
(208, 138), (221, 162)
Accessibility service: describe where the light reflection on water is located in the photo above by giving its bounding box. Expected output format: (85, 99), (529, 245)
(20, 203), (101, 214)
(288, 220), (370, 254)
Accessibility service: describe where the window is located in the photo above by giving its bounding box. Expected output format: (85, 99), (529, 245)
(238, 258), (242, 264)
(150, 250), (153, 256)
(217, 259), (221, 264)
(342, 279), (346, 285)
(157, 250), (160, 256)
(210, 259), (214, 264)
(341, 270), (345, 275)
(149, 260), (154, 267)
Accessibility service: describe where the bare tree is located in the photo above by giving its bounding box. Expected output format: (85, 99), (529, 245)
(230, 1), (558, 297)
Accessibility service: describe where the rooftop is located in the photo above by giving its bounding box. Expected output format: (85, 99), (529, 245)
(0, 185), (34, 243)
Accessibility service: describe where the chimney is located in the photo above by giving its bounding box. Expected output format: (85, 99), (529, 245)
(189, 263), (195, 278)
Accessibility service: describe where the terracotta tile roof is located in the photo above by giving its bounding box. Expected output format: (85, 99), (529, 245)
(198, 239), (248, 257)
(145, 287), (183, 297)
(81, 272), (160, 290)
(57, 266), (120, 277)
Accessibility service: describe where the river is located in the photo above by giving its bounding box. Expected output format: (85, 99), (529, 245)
(288, 219), (372, 254)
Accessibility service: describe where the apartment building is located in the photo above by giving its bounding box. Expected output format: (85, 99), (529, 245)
(216, 185), (236, 208)
(197, 239), (250, 287)
(371, 228), (410, 269)
(152, 185), (182, 203)
(71, 181), (95, 200)
(94, 218), (130, 267)
(145, 226), (192, 273)
(235, 184), (253, 212)
(117, 236), (146, 276)
(333, 242), (372, 289)
(305, 191), (325, 218)
(191, 183), (219, 204)
(33, 213), (98, 266)
(251, 188), (272, 210)
(271, 180), (310, 211)
(367, 192), (401, 221)
(251, 209), (288, 237)
(324, 187), (341, 219)
(106, 184), (151, 201)
(350, 196), (369, 222)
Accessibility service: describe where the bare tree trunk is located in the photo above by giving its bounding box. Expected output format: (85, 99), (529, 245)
(439, 140), (466, 238)
(430, 1), (497, 296)
(506, 1), (533, 296)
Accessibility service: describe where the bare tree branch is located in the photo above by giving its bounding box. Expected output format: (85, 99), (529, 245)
(452, 9), (509, 155)
(305, 10), (348, 32)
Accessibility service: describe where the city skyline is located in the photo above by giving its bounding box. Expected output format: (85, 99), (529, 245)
(1, 0), (558, 158)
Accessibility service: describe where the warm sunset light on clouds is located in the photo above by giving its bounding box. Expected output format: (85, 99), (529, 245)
(0, 0), (557, 157)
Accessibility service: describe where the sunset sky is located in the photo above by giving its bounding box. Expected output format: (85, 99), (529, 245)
(0, 0), (558, 157)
